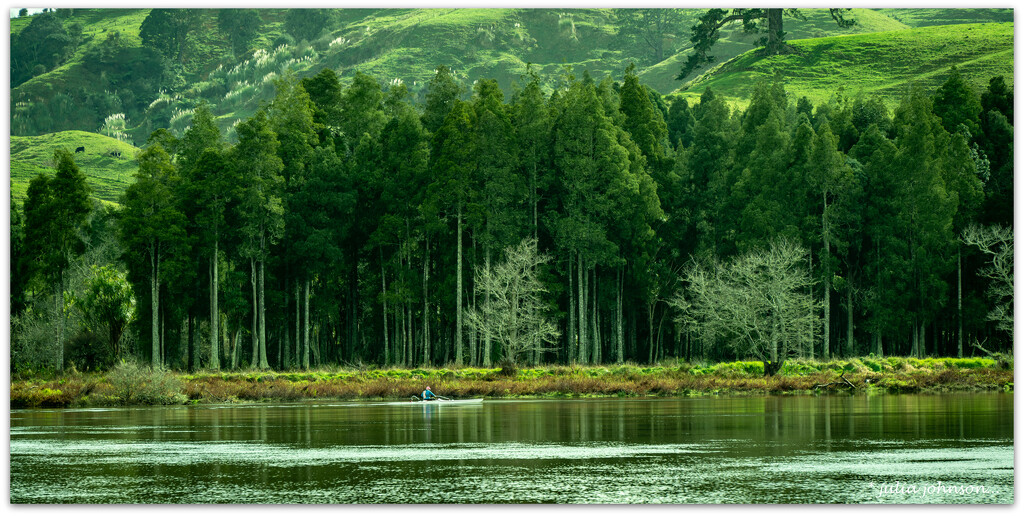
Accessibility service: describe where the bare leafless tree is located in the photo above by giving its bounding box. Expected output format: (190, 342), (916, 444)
(465, 238), (560, 366)
(672, 238), (820, 374)
(962, 224), (1013, 336)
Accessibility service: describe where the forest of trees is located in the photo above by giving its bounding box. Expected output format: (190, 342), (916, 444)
(10, 64), (1014, 373)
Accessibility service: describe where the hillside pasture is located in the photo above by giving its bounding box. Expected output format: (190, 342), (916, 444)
(10, 131), (140, 205)
(675, 23), (1013, 110)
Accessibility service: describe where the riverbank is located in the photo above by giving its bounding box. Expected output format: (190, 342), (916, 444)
(10, 356), (1013, 408)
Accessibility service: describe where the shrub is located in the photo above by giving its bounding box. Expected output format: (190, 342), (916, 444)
(497, 357), (518, 377)
(11, 308), (61, 373)
(933, 368), (964, 386)
(11, 380), (84, 408)
(946, 357), (995, 369)
(780, 360), (819, 376)
(272, 33), (295, 49)
(876, 376), (919, 394)
(106, 360), (185, 405)
(860, 358), (883, 372)
(767, 375), (799, 393)
(713, 361), (763, 376)
(65, 332), (113, 372)
(880, 357), (903, 370)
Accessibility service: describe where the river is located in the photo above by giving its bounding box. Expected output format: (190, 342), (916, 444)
(9, 393), (1013, 503)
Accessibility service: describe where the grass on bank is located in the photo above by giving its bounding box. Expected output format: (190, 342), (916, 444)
(11, 356), (1013, 408)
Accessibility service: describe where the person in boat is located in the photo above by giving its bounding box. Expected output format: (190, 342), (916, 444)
(421, 386), (436, 401)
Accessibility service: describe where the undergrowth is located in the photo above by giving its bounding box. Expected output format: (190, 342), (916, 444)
(10, 356), (1012, 408)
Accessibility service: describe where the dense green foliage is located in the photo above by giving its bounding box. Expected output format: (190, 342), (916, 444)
(11, 10), (82, 87)
(11, 60), (1013, 373)
(9, 8), (1014, 375)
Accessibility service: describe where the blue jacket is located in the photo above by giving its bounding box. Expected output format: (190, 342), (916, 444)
(422, 389), (435, 400)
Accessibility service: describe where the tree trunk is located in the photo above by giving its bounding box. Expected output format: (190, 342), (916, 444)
(647, 301), (655, 364)
(397, 298), (405, 366)
(846, 283), (854, 357)
(151, 244), (160, 369)
(483, 247), (491, 367)
(310, 316), (321, 366)
(381, 246), (390, 366)
(766, 8), (785, 55)
(470, 235), (478, 366)
(210, 238), (220, 370)
(616, 267), (624, 364)
(578, 252), (586, 365)
(592, 268), (600, 364)
(160, 301), (166, 366)
(405, 219), (413, 367)
(957, 248), (963, 358)
(455, 207), (463, 366)
(303, 279), (310, 369)
(187, 311), (195, 372)
(919, 321), (926, 358)
(808, 248), (814, 359)
(294, 283), (301, 369)
(423, 234), (430, 366)
(656, 310), (667, 362)
(532, 166), (539, 365)
(283, 278), (291, 370)
(822, 194), (830, 361)
(406, 300), (413, 367)
(230, 327), (239, 370)
(568, 254), (575, 363)
(911, 321), (919, 357)
(259, 259), (269, 369)
(250, 258), (258, 369)
(55, 276), (64, 371)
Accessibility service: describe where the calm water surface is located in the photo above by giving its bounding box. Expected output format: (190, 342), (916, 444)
(10, 394), (1013, 503)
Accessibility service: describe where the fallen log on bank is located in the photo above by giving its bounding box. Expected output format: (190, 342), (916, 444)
(813, 372), (856, 391)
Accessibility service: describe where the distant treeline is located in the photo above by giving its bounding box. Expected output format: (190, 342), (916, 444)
(10, 64), (1013, 373)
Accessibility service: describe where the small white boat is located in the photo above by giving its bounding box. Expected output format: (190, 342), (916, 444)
(411, 397), (484, 404)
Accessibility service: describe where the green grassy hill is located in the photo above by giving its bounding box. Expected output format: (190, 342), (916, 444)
(877, 8), (1013, 27)
(10, 131), (140, 205)
(9, 8), (1015, 204)
(674, 22), (1014, 110)
(10, 7), (960, 144)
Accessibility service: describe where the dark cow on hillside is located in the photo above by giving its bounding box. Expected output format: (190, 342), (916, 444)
(109, 150), (122, 158)
(75, 146), (85, 153)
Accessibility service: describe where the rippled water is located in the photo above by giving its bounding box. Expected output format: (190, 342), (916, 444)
(10, 394), (1013, 503)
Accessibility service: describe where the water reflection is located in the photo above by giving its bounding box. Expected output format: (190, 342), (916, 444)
(10, 394), (1013, 504)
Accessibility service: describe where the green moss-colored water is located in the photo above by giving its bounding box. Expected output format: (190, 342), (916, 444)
(10, 393), (1013, 503)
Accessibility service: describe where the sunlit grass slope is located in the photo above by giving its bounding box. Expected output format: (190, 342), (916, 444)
(10, 8), (1014, 151)
(877, 8), (1014, 27)
(10, 131), (140, 205)
(674, 23), (1014, 110)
